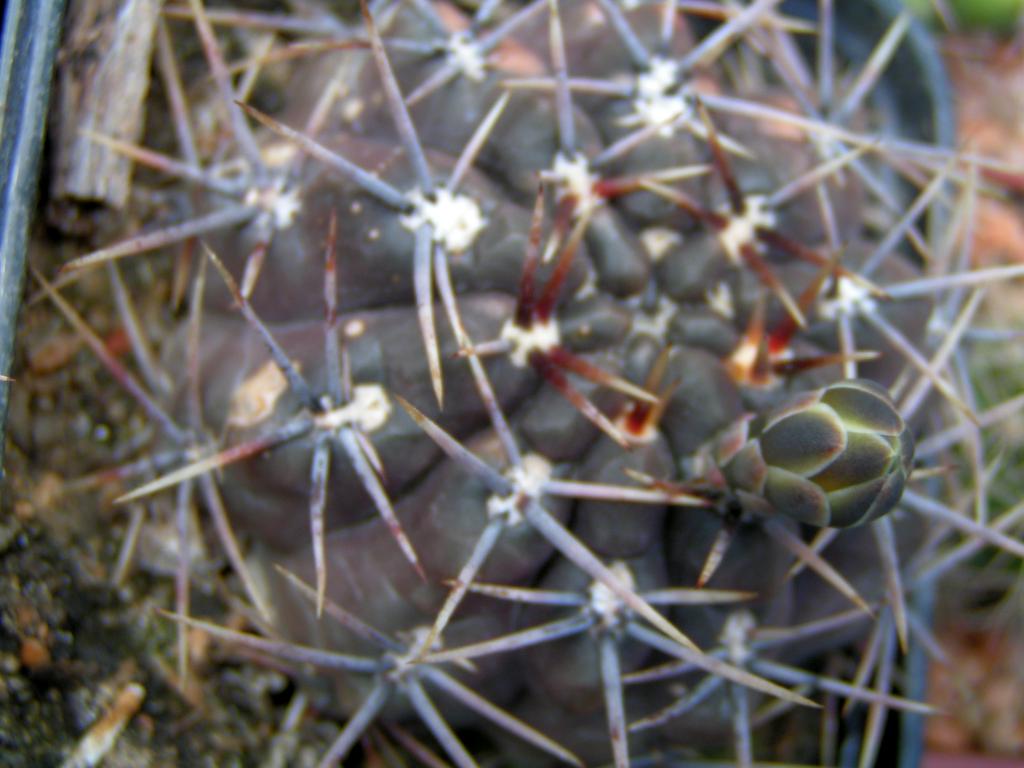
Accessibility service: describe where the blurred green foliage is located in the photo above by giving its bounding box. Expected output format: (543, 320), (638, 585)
(904, 0), (1024, 31)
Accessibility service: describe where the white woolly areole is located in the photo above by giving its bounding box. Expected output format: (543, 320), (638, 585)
(718, 194), (776, 264)
(588, 561), (634, 627)
(637, 57), (679, 100)
(316, 384), (392, 433)
(344, 319), (366, 339)
(550, 152), (599, 216)
(629, 295), (676, 339)
(245, 180), (302, 229)
(500, 318), (560, 367)
(446, 32), (487, 82)
(640, 227), (682, 263)
(486, 453), (552, 526)
(706, 281), (735, 319)
(620, 57), (692, 137)
(722, 610), (756, 665)
(402, 188), (486, 254)
(818, 275), (878, 320)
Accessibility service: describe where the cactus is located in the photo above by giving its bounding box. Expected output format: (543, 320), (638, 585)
(719, 378), (915, 528)
(23, 0), (1024, 766)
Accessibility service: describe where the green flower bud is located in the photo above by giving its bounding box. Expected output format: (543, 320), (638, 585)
(720, 380), (914, 527)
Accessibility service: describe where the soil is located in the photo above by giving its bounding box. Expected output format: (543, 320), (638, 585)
(2, 306), (337, 766)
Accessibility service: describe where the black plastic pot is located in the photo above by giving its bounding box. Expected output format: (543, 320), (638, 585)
(783, 0), (955, 148)
(0, 0), (66, 474)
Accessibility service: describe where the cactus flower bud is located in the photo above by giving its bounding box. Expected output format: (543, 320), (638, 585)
(720, 380), (914, 527)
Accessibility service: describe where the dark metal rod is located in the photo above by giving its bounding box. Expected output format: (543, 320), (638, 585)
(0, 0), (67, 474)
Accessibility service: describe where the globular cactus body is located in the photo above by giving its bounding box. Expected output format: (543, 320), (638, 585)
(41, 0), (1024, 766)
